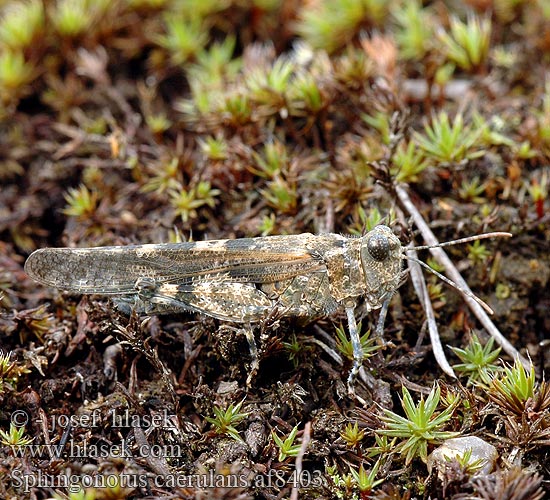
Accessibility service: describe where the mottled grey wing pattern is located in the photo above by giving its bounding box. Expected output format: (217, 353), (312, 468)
(24, 235), (332, 321)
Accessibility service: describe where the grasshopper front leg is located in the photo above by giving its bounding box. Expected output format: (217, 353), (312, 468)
(345, 303), (363, 395)
(374, 297), (391, 340)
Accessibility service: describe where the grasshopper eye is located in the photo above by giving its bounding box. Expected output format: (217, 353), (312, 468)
(367, 233), (390, 261)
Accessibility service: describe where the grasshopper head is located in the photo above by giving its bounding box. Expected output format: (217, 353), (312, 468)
(360, 225), (403, 308)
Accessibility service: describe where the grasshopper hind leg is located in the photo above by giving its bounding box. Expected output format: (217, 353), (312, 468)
(216, 323), (260, 386)
(243, 325), (259, 386)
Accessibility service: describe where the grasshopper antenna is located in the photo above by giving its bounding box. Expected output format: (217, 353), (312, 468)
(402, 253), (493, 314)
(396, 183), (528, 369)
(411, 232), (512, 251)
(402, 232), (512, 315)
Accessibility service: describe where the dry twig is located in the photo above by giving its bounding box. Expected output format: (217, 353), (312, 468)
(396, 185), (529, 370)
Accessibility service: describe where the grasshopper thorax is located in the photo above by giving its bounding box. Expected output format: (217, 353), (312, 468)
(359, 225), (403, 309)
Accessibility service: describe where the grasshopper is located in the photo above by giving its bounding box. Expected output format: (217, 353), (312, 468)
(24, 225), (509, 392)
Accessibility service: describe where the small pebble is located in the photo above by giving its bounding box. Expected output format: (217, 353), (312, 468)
(427, 436), (498, 477)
